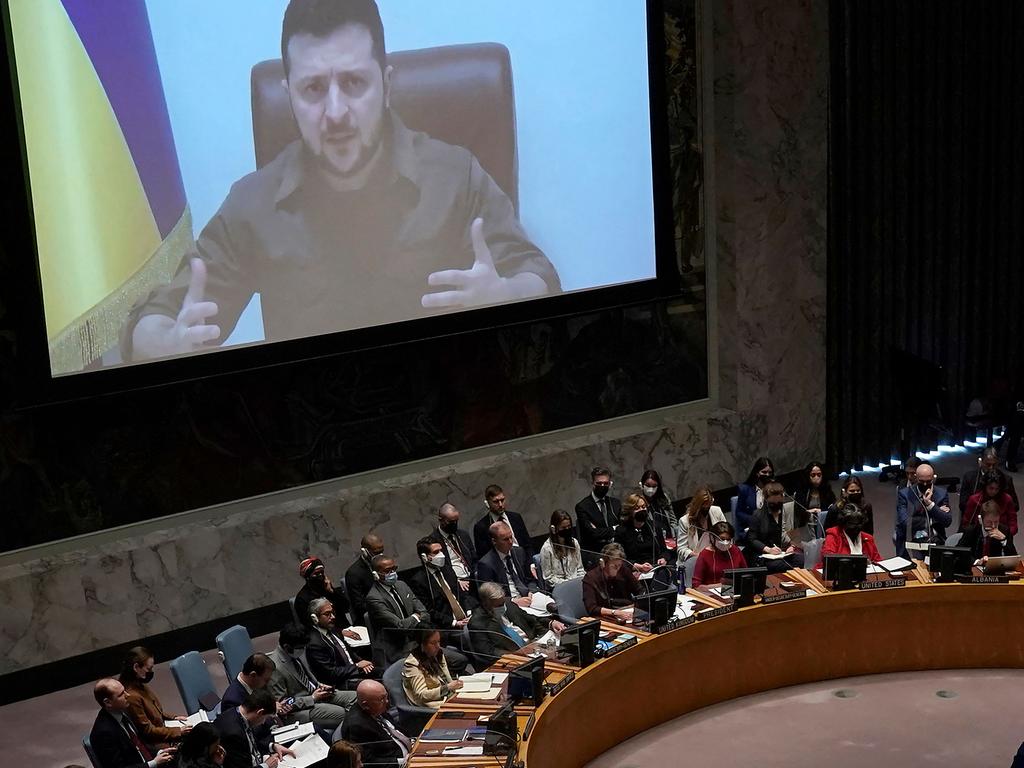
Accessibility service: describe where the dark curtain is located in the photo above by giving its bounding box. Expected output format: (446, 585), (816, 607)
(828, 0), (1024, 471)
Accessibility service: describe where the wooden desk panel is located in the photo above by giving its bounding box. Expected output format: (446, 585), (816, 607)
(523, 583), (1024, 768)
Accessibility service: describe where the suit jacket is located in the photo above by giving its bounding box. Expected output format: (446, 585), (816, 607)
(574, 494), (622, 562)
(959, 523), (1018, 560)
(467, 603), (546, 666)
(614, 520), (670, 566)
(124, 679), (183, 745)
(89, 709), (151, 768)
(747, 505), (797, 555)
(306, 626), (362, 688)
(818, 527), (883, 566)
(473, 509), (533, 560)
(735, 483), (761, 534)
(266, 647), (318, 712)
(220, 680), (274, 743)
(294, 581), (351, 629)
(365, 580), (427, 664)
(343, 557), (375, 623)
(963, 491), (1018, 536)
(476, 546), (539, 597)
(407, 563), (464, 633)
(429, 525), (478, 577)
(339, 705), (404, 768)
(214, 705), (271, 768)
(895, 485), (952, 558)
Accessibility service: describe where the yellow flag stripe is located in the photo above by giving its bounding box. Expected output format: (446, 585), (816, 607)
(9, 0), (162, 339)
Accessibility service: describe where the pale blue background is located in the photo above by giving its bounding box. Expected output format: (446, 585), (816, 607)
(145, 0), (656, 343)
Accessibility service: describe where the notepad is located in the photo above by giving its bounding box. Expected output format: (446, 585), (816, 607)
(420, 728), (468, 742)
(522, 592), (556, 616)
(760, 551), (792, 560)
(271, 722), (315, 745)
(342, 626), (371, 647)
(444, 746), (485, 756)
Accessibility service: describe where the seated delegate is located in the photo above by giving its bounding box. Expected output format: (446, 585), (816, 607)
(823, 476), (874, 533)
(676, 484), (726, 565)
(746, 481), (804, 572)
(691, 521), (747, 588)
(818, 506), (882, 566)
(959, 499), (1019, 564)
(539, 509), (586, 585)
(614, 492), (671, 570)
(468, 582), (565, 666)
(582, 543), (640, 622)
(119, 646), (188, 747)
(401, 625), (463, 709)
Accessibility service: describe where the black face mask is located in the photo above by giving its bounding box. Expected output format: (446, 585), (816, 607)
(141, 670), (154, 684)
(846, 493), (863, 503)
(558, 531), (573, 544)
(593, 485), (610, 499)
(440, 521), (459, 535)
(918, 482), (932, 494)
(634, 511), (648, 524)
(767, 501), (784, 512)
(845, 526), (863, 538)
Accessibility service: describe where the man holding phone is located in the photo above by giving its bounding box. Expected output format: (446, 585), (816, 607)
(266, 623), (356, 733)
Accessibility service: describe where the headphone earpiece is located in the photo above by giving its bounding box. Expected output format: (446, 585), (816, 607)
(361, 547), (371, 560)
(372, 570), (380, 581)
(310, 614), (317, 624)
(598, 557), (605, 565)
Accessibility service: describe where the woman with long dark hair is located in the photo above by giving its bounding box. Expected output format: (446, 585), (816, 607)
(792, 461), (836, 530)
(735, 457), (775, 536)
(401, 626), (463, 709)
(540, 509), (585, 585)
(117, 646), (188, 746)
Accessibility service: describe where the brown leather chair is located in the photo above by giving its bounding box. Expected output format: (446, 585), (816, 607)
(250, 43), (519, 212)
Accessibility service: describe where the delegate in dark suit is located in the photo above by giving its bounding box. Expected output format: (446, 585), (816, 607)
(339, 705), (405, 768)
(467, 602), (547, 666)
(574, 493), (621, 565)
(306, 628), (365, 690)
(295, 581), (351, 629)
(473, 510), (533, 560)
(220, 681), (273, 743)
(895, 484), (952, 559)
(89, 709), (151, 768)
(343, 556), (375, 623)
(214, 705), (270, 768)
(407, 563), (464, 634)
(476, 546), (539, 597)
(364, 579), (427, 665)
(959, 523), (1018, 560)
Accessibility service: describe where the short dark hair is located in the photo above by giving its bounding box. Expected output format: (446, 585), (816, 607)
(590, 467), (611, 480)
(281, 0), (386, 76)
(242, 653), (276, 676)
(179, 722), (220, 761)
(243, 687), (278, 714)
(711, 520), (735, 538)
(279, 622), (309, 649)
(416, 536), (436, 558)
(485, 484), (504, 500)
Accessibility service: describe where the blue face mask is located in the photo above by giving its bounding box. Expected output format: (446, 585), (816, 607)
(383, 571), (398, 586)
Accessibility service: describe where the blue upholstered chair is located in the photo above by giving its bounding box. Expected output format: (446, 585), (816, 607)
(215, 624), (254, 682)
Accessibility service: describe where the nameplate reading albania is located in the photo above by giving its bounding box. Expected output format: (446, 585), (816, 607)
(955, 574), (1011, 584)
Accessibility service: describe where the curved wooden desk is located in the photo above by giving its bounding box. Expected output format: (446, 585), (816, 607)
(524, 583), (1024, 768)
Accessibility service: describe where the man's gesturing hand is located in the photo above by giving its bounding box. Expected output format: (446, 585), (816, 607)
(131, 257), (220, 359)
(422, 218), (546, 308)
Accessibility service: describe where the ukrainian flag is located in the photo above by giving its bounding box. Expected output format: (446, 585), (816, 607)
(9, 0), (192, 374)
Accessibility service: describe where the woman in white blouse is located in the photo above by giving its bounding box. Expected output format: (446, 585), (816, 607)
(676, 485), (726, 566)
(540, 509), (586, 585)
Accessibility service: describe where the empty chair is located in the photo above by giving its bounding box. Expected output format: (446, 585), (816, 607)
(82, 734), (102, 768)
(381, 659), (434, 737)
(169, 651), (220, 716)
(216, 624), (254, 682)
(551, 577), (586, 621)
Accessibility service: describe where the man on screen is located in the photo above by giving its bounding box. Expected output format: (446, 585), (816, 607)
(126, 0), (560, 360)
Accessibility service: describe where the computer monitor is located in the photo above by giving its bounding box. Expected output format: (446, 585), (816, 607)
(928, 545), (973, 582)
(823, 554), (868, 590)
(633, 587), (678, 627)
(507, 655), (546, 707)
(559, 618), (600, 668)
(723, 566), (768, 607)
(483, 699), (518, 757)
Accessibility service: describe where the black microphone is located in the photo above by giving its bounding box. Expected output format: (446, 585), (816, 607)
(784, 492), (824, 538)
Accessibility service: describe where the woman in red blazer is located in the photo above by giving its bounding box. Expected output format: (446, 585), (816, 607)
(817, 506), (882, 567)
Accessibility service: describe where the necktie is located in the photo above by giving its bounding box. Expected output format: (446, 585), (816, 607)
(380, 716), (412, 756)
(243, 716), (261, 767)
(501, 621), (527, 648)
(389, 587), (407, 618)
(330, 632), (351, 663)
(121, 717), (153, 761)
(600, 498), (612, 527)
(983, 537), (991, 558)
(447, 533), (464, 559)
(293, 656), (316, 693)
(435, 572), (467, 621)
(506, 554), (527, 594)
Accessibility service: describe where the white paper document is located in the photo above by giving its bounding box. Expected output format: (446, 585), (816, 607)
(522, 592), (556, 616)
(164, 711), (208, 728)
(342, 626), (371, 647)
(271, 721), (315, 745)
(279, 734), (329, 768)
(444, 746), (485, 756)
(760, 552), (791, 560)
(877, 556), (914, 572)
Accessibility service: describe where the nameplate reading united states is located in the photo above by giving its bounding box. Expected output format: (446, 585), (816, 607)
(858, 577), (907, 590)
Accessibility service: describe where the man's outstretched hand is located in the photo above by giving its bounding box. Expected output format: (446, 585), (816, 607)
(132, 257), (220, 359)
(422, 218), (545, 308)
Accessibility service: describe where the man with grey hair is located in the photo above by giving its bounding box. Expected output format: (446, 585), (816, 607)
(338, 679), (409, 766)
(467, 582), (565, 666)
(306, 597), (376, 690)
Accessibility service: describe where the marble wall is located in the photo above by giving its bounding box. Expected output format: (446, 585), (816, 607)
(0, 0), (828, 675)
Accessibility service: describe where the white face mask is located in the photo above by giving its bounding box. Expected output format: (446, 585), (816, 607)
(428, 553), (446, 569)
(714, 538), (733, 552)
(641, 486), (657, 498)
